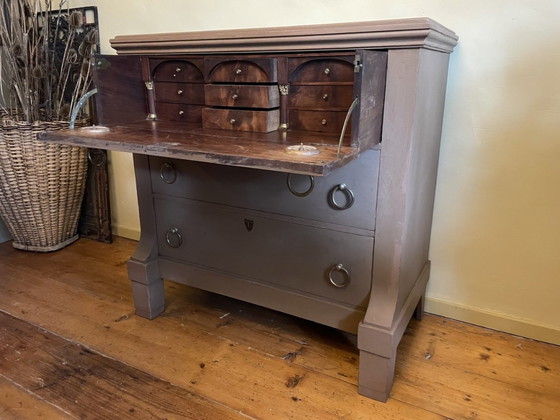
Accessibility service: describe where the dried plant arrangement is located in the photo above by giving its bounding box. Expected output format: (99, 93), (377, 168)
(0, 0), (98, 123)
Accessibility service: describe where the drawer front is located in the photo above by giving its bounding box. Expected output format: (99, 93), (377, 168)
(206, 58), (278, 83)
(202, 108), (279, 132)
(150, 149), (379, 231)
(155, 82), (205, 104)
(288, 85), (354, 110)
(156, 103), (203, 122)
(288, 109), (349, 133)
(205, 84), (279, 109)
(289, 58), (355, 84)
(153, 60), (204, 83)
(155, 198), (373, 308)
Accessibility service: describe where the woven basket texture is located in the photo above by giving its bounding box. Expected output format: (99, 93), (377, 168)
(0, 116), (88, 251)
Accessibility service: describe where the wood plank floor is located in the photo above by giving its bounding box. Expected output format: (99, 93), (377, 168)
(0, 237), (558, 419)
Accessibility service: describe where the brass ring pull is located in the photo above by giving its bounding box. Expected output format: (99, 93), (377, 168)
(165, 228), (183, 248)
(177, 89), (183, 95)
(328, 263), (350, 288)
(87, 149), (106, 167)
(235, 68), (242, 75)
(324, 68), (331, 75)
(232, 94), (238, 100)
(229, 118), (236, 125)
(160, 162), (177, 184)
(286, 173), (315, 197)
(328, 183), (355, 210)
(178, 110), (185, 115)
(175, 67), (182, 72)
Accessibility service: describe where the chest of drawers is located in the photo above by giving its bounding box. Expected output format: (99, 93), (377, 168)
(40, 18), (457, 402)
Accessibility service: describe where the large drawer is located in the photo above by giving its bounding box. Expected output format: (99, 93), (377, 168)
(202, 108), (279, 132)
(150, 149), (379, 231)
(155, 198), (373, 308)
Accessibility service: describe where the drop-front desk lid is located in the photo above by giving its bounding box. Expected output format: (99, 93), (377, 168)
(40, 121), (360, 176)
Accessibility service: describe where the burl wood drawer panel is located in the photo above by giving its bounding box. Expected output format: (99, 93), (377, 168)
(155, 103), (203, 122)
(202, 108), (279, 132)
(289, 57), (355, 84)
(154, 82), (204, 104)
(155, 197), (373, 308)
(152, 60), (204, 83)
(204, 84), (279, 109)
(150, 149), (379, 231)
(288, 109), (350, 133)
(288, 85), (354, 110)
(206, 58), (278, 83)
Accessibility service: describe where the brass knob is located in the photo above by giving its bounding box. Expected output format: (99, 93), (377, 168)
(230, 118), (236, 124)
(232, 94), (238, 100)
(178, 110), (185, 115)
(175, 67), (182, 72)
(177, 89), (183, 95)
(324, 68), (331, 75)
(322, 93), (329, 100)
(321, 119), (327, 125)
(235, 68), (242, 75)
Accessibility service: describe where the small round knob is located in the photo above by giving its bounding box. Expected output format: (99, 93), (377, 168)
(178, 110), (185, 115)
(229, 118), (236, 124)
(177, 89), (183, 95)
(235, 68), (242, 75)
(324, 68), (331, 75)
(322, 93), (329, 101)
(175, 67), (182, 72)
(321, 119), (327, 126)
(232, 94), (238, 100)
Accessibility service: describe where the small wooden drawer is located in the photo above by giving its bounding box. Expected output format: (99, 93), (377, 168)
(288, 109), (349, 133)
(155, 103), (203, 122)
(155, 198), (373, 308)
(202, 108), (279, 132)
(205, 84), (279, 109)
(288, 85), (354, 110)
(206, 58), (278, 83)
(289, 58), (355, 84)
(153, 60), (204, 83)
(155, 82), (205, 104)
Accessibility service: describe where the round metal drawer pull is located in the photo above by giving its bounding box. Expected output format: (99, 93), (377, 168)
(165, 228), (183, 248)
(328, 263), (351, 288)
(160, 162), (177, 184)
(177, 89), (183, 95)
(229, 118), (236, 125)
(235, 68), (242, 75)
(178, 110), (185, 115)
(232, 94), (238, 100)
(324, 68), (331, 75)
(286, 173), (315, 197)
(175, 67), (182, 72)
(328, 183), (355, 210)
(322, 93), (329, 100)
(321, 119), (327, 125)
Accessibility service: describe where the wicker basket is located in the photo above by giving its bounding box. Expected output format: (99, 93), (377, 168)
(0, 117), (88, 252)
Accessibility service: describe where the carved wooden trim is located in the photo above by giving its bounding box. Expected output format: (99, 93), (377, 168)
(110, 18), (458, 55)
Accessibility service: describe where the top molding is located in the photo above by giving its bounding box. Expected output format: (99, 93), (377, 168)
(110, 17), (458, 55)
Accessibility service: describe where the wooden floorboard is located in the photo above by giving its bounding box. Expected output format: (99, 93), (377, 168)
(0, 237), (558, 419)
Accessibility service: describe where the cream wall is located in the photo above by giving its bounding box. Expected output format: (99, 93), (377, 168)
(71, 0), (560, 344)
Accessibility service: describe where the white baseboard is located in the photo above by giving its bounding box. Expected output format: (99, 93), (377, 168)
(112, 225), (140, 241)
(425, 297), (560, 346)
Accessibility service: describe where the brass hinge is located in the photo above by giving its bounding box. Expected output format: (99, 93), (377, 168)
(354, 54), (362, 73)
